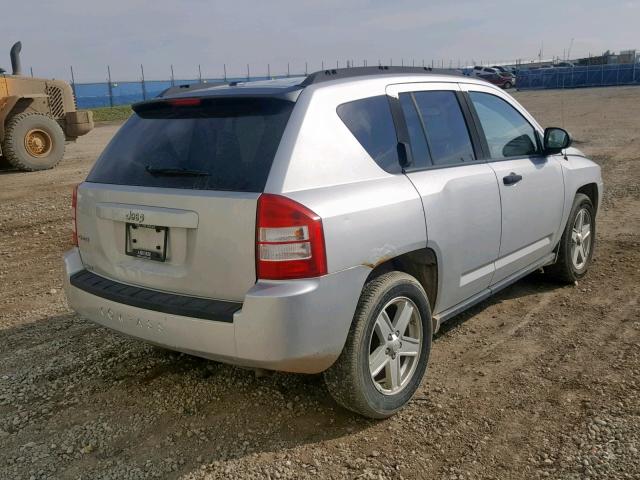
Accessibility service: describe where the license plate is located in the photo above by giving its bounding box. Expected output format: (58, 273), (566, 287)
(125, 223), (168, 261)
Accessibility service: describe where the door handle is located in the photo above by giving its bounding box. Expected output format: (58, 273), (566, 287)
(503, 172), (523, 185)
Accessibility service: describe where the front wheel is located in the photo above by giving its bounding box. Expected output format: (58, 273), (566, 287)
(547, 193), (596, 283)
(2, 112), (65, 171)
(324, 271), (432, 418)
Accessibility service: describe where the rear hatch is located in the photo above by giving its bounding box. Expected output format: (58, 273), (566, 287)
(76, 96), (294, 302)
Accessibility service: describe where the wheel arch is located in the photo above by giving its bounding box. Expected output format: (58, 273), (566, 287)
(364, 248), (439, 330)
(576, 182), (599, 214)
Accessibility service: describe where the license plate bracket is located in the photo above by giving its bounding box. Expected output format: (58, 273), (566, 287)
(125, 223), (168, 262)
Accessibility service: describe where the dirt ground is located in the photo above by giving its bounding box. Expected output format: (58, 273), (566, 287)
(0, 87), (638, 480)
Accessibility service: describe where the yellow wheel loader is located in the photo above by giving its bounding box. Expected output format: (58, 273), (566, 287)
(0, 42), (93, 171)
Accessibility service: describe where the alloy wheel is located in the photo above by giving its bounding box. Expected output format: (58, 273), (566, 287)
(570, 208), (592, 270)
(368, 297), (422, 395)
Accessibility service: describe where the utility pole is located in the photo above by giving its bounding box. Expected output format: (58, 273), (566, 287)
(140, 64), (147, 100)
(198, 64), (202, 82)
(170, 64), (175, 86)
(567, 38), (574, 61)
(107, 65), (113, 108)
(70, 66), (76, 98)
(223, 64), (227, 81)
(539, 41), (544, 62)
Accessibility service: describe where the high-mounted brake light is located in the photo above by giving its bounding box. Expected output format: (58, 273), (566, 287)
(256, 194), (327, 280)
(71, 184), (79, 246)
(167, 98), (201, 107)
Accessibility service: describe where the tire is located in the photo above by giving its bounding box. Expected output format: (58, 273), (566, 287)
(547, 193), (596, 283)
(2, 112), (65, 171)
(324, 271), (432, 419)
(503, 81), (513, 89)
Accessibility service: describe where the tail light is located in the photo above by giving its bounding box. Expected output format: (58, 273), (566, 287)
(167, 97), (201, 107)
(71, 184), (79, 246)
(256, 194), (327, 280)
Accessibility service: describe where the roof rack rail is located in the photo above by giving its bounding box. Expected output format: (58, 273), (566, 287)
(300, 66), (464, 86)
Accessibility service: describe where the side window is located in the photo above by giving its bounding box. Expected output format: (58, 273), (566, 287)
(398, 93), (431, 169)
(337, 95), (400, 173)
(412, 91), (476, 166)
(469, 92), (539, 159)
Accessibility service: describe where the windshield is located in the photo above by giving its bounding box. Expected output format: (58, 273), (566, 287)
(87, 97), (294, 192)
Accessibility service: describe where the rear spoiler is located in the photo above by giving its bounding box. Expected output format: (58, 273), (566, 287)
(157, 81), (226, 98)
(132, 95), (296, 118)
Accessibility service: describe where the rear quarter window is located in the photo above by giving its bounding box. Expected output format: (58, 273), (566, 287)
(337, 95), (401, 173)
(87, 97), (294, 192)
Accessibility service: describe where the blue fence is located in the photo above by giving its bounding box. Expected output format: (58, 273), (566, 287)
(517, 64), (640, 90)
(74, 63), (640, 106)
(74, 75), (292, 109)
(74, 80), (183, 108)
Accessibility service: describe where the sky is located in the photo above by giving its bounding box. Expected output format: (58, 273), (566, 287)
(1, 0), (638, 82)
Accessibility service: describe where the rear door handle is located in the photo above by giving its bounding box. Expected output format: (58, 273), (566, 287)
(503, 173), (523, 185)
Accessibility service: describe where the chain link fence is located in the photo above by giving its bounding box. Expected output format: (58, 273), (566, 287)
(67, 54), (640, 108)
(516, 64), (640, 90)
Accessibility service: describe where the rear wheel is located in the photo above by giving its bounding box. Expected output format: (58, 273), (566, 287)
(2, 112), (65, 171)
(503, 81), (513, 89)
(324, 271), (432, 418)
(547, 193), (595, 282)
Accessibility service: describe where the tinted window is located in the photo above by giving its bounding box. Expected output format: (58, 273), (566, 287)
(87, 97), (294, 192)
(337, 95), (400, 173)
(399, 93), (431, 169)
(469, 92), (539, 159)
(412, 91), (476, 166)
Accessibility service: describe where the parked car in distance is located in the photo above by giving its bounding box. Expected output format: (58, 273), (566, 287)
(492, 65), (518, 78)
(64, 67), (602, 418)
(491, 65), (516, 75)
(472, 65), (515, 89)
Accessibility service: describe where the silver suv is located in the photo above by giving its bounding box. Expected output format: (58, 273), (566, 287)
(64, 67), (602, 418)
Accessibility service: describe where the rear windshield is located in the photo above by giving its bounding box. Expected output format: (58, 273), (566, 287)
(87, 97), (294, 192)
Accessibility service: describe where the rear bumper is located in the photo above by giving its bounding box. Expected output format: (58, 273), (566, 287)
(63, 248), (369, 373)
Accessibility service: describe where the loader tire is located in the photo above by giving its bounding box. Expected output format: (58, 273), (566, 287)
(2, 112), (65, 171)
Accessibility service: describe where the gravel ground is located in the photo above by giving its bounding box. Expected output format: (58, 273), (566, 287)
(0, 86), (639, 479)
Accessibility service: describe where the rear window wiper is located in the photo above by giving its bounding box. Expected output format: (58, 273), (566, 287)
(145, 165), (210, 176)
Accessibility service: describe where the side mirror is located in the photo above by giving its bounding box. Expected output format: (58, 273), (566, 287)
(544, 127), (572, 154)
